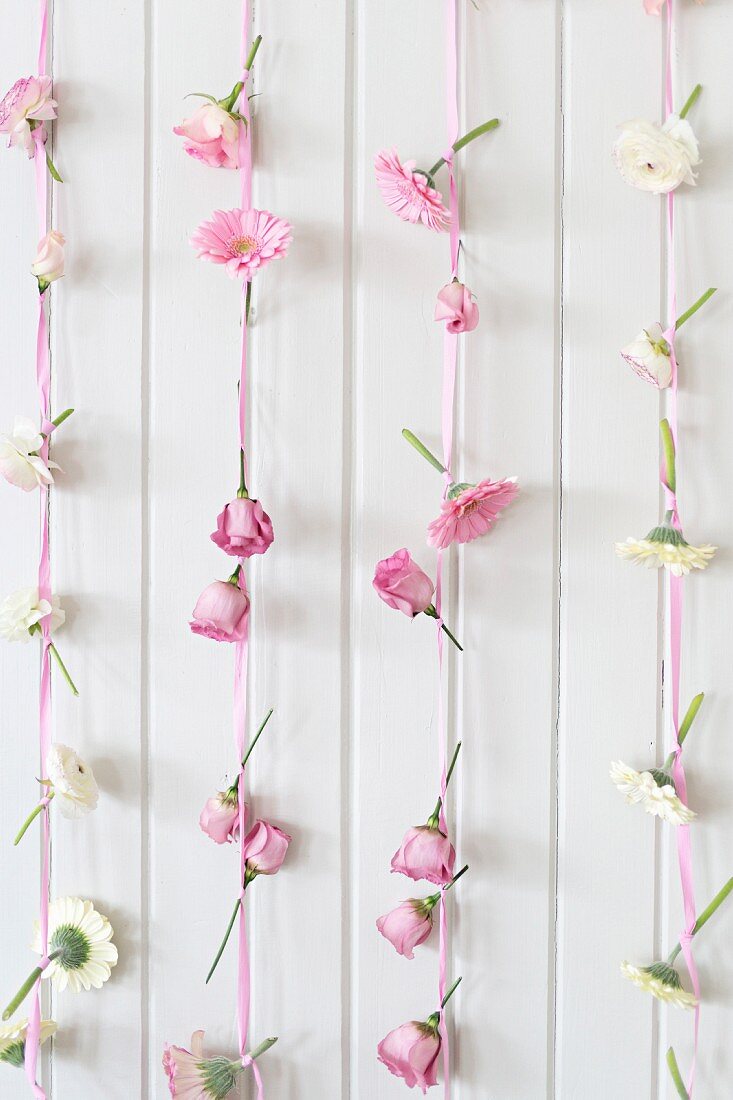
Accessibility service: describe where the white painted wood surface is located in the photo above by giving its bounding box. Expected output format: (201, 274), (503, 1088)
(1, 1), (731, 1097)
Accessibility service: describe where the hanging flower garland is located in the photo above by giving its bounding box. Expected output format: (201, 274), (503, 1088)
(372, 1), (515, 1092)
(164, 4), (291, 1096)
(0, 4), (118, 1095)
(614, 3), (731, 1096)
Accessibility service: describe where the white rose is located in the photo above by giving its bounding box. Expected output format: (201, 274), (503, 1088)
(613, 115), (700, 194)
(31, 229), (66, 286)
(47, 744), (99, 818)
(0, 415), (60, 492)
(0, 587), (65, 643)
(620, 322), (673, 388)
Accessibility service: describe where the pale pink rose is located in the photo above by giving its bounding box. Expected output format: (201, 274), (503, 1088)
(377, 1020), (441, 1092)
(163, 1031), (243, 1097)
(373, 549), (435, 618)
(189, 580), (249, 642)
(427, 478), (519, 550)
(31, 230), (65, 288)
(391, 825), (455, 886)
(211, 497), (274, 558)
(375, 148), (451, 233)
(173, 102), (240, 169)
(199, 788), (243, 845)
(377, 899), (436, 960)
(620, 323), (672, 388)
(434, 281), (479, 334)
(242, 819), (291, 881)
(0, 76), (57, 157)
(190, 207), (292, 279)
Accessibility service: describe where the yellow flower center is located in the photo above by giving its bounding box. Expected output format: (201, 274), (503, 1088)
(228, 234), (258, 256)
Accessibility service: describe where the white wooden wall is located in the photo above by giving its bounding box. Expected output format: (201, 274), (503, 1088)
(1, 1), (732, 1097)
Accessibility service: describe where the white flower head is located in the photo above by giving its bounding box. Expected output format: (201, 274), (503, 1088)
(32, 897), (118, 993)
(616, 522), (716, 577)
(47, 744), (99, 819)
(621, 960), (698, 1009)
(620, 322), (673, 388)
(0, 1018), (56, 1067)
(0, 416), (59, 492)
(614, 115), (700, 194)
(0, 587), (65, 643)
(610, 760), (696, 825)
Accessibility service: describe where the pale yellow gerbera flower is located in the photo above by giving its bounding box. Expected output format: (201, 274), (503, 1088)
(0, 1018), (56, 1067)
(621, 961), (697, 1010)
(31, 897), (118, 994)
(616, 520), (716, 577)
(610, 761), (696, 825)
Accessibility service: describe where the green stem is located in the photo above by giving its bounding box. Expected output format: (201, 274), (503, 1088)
(660, 419), (676, 495)
(666, 1048), (690, 1100)
(247, 1036), (278, 1062)
(45, 149), (63, 184)
(51, 408), (74, 430)
(427, 797), (443, 830)
(14, 792), (54, 846)
(227, 564), (243, 586)
(446, 741), (462, 787)
(678, 693), (704, 747)
(48, 642), (79, 696)
(402, 429), (446, 475)
(443, 864), (469, 893)
(667, 877), (733, 964)
(424, 605), (464, 652)
(676, 288), (716, 331)
(206, 896), (242, 984)
(244, 34), (263, 74)
(3, 950), (62, 1020)
(242, 708), (274, 769)
(223, 81), (245, 114)
(679, 83), (702, 120)
(428, 118), (500, 177)
(238, 448), (249, 499)
(441, 975), (462, 1010)
(245, 280), (252, 325)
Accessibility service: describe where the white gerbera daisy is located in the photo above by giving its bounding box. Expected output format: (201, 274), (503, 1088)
(621, 961), (698, 1010)
(616, 521), (716, 577)
(46, 744), (99, 819)
(610, 761), (696, 825)
(0, 1018), (56, 1067)
(31, 897), (118, 994)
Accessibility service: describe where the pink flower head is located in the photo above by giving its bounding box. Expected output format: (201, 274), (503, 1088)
(427, 478), (519, 550)
(434, 280), (479, 334)
(375, 148), (450, 233)
(163, 1030), (242, 1098)
(242, 819), (291, 882)
(31, 229), (65, 288)
(211, 497), (274, 558)
(190, 579), (249, 642)
(373, 549), (435, 618)
(0, 77), (57, 157)
(391, 824), (455, 886)
(377, 1020), (441, 1093)
(199, 787), (243, 845)
(377, 898), (437, 960)
(190, 207), (292, 280)
(174, 103), (240, 169)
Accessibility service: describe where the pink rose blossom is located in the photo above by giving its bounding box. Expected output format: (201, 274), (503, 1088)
(377, 1020), (441, 1093)
(391, 824), (455, 886)
(375, 148), (450, 233)
(31, 229), (65, 289)
(242, 819), (291, 882)
(427, 478), (518, 550)
(373, 549), (435, 618)
(199, 787), (242, 845)
(190, 207), (292, 280)
(211, 497), (274, 558)
(0, 76), (57, 157)
(377, 898), (437, 960)
(434, 280), (479, 333)
(174, 103), (240, 169)
(190, 579), (249, 642)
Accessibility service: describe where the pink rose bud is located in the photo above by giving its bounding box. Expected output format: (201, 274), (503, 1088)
(373, 549), (435, 618)
(391, 824), (456, 886)
(199, 787), (243, 845)
(242, 819), (291, 882)
(377, 898), (438, 960)
(434, 280), (479, 334)
(189, 578), (250, 642)
(211, 497), (274, 558)
(377, 1019), (441, 1092)
(31, 229), (65, 290)
(173, 103), (241, 169)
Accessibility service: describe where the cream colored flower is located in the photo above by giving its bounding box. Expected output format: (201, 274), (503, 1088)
(0, 416), (59, 492)
(31, 230), (66, 288)
(47, 744), (99, 819)
(620, 323), (672, 388)
(32, 897), (118, 993)
(616, 524), (716, 577)
(621, 961), (697, 1009)
(0, 1018), (56, 1067)
(614, 115), (700, 194)
(0, 587), (65, 642)
(610, 761), (696, 825)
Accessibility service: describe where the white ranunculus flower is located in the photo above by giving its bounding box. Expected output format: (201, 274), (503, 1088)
(621, 961), (697, 1010)
(47, 744), (99, 819)
(0, 587), (65, 642)
(610, 761), (696, 825)
(0, 416), (59, 492)
(613, 115), (700, 195)
(620, 322), (673, 388)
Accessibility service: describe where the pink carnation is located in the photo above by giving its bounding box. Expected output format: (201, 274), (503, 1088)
(377, 1020), (441, 1092)
(374, 148), (450, 232)
(190, 207), (292, 279)
(427, 478), (519, 550)
(0, 76), (57, 157)
(211, 497), (274, 558)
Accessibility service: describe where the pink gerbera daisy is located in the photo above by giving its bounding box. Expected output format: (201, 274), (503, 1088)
(190, 208), (292, 279)
(374, 148), (451, 232)
(163, 1031), (243, 1099)
(427, 478), (519, 549)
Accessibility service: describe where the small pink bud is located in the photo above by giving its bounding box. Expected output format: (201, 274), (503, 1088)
(434, 280), (479, 334)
